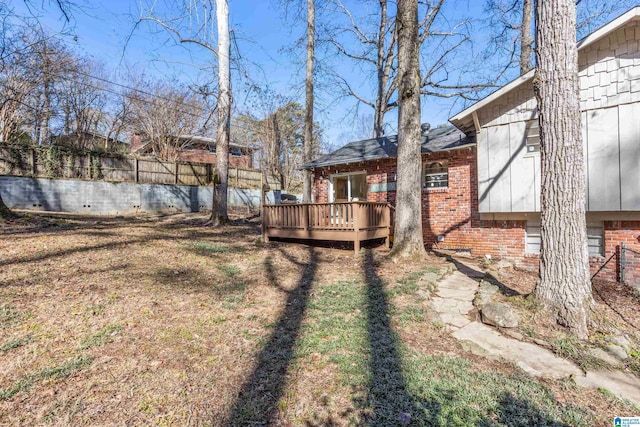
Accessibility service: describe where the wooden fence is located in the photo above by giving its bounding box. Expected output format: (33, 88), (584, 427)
(0, 144), (280, 190)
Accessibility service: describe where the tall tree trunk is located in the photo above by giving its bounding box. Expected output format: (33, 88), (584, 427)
(373, 0), (388, 138)
(41, 43), (51, 145)
(210, 0), (231, 225)
(520, 0), (534, 74)
(533, 0), (592, 339)
(302, 0), (315, 203)
(391, 0), (425, 258)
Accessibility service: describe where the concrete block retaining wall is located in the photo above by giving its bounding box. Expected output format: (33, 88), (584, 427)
(0, 176), (279, 215)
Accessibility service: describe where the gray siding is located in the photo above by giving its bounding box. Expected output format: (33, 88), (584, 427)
(620, 102), (640, 210)
(477, 130), (491, 212)
(488, 125), (512, 212)
(479, 102), (640, 213)
(508, 121), (537, 212)
(476, 22), (640, 214)
(586, 107), (620, 210)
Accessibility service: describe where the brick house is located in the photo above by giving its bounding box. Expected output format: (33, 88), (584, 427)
(131, 134), (255, 169)
(305, 7), (640, 282)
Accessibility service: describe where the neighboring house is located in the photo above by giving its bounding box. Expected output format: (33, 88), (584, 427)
(131, 134), (255, 169)
(306, 7), (640, 282)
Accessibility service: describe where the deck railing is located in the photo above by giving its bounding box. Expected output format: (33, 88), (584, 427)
(262, 202), (391, 254)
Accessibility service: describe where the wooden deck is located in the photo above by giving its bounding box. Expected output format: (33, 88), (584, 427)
(262, 202), (391, 254)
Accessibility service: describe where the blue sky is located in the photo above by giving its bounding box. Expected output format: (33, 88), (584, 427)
(11, 0), (497, 147)
(11, 0), (633, 149)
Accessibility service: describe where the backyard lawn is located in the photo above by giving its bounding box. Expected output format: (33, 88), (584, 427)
(0, 213), (636, 426)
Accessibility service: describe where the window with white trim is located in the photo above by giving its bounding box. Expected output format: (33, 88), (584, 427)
(525, 220), (604, 256)
(424, 161), (448, 189)
(330, 172), (367, 202)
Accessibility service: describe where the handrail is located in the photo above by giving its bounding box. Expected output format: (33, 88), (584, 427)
(263, 201), (389, 207)
(262, 201), (391, 254)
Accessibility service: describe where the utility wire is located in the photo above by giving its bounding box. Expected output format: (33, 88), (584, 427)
(4, 62), (260, 134)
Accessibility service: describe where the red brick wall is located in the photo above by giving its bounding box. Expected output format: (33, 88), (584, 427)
(176, 149), (253, 168)
(311, 148), (527, 258)
(598, 222), (640, 283)
(313, 158), (396, 203)
(311, 149), (640, 283)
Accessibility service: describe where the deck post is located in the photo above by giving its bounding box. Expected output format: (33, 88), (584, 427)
(261, 180), (269, 243)
(353, 202), (361, 255)
(384, 203), (391, 249)
(302, 203), (310, 232)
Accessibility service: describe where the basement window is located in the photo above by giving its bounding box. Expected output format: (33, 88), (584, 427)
(525, 220), (604, 256)
(525, 120), (540, 153)
(525, 221), (541, 254)
(424, 161), (448, 189)
(587, 223), (604, 257)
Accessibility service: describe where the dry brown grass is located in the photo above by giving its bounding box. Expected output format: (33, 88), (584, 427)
(0, 212), (635, 426)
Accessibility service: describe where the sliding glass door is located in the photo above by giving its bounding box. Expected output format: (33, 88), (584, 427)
(330, 172), (367, 202)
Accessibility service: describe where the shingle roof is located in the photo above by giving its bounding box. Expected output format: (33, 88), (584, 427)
(302, 125), (474, 169)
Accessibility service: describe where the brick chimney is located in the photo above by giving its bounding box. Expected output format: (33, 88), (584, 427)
(131, 133), (143, 153)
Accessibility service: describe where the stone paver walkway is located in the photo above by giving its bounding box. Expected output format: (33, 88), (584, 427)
(431, 261), (640, 406)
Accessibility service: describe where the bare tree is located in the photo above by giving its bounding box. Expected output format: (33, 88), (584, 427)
(391, 0), (425, 258)
(0, 30), (40, 143)
(533, 0), (592, 339)
(326, 0), (491, 138)
(237, 99), (320, 192)
(325, 0), (397, 138)
(127, 81), (207, 161)
(211, 0), (231, 225)
(58, 59), (110, 149)
(484, 0), (637, 78)
(0, 0), (78, 219)
(134, 0), (232, 225)
(302, 0), (315, 202)
(520, 0), (533, 74)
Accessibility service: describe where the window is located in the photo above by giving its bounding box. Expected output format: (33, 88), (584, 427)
(424, 161), (448, 188)
(330, 172), (367, 202)
(525, 220), (604, 256)
(525, 120), (540, 153)
(525, 221), (541, 254)
(208, 146), (216, 153)
(230, 148), (242, 156)
(587, 223), (604, 257)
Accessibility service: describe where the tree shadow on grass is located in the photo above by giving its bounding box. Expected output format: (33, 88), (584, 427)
(152, 266), (247, 298)
(222, 246), (318, 426)
(355, 249), (575, 426)
(434, 250), (521, 297)
(486, 392), (572, 427)
(357, 248), (423, 425)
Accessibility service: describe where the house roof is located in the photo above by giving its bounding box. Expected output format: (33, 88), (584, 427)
(177, 135), (254, 150)
(132, 134), (252, 155)
(302, 125), (474, 170)
(450, 6), (640, 134)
